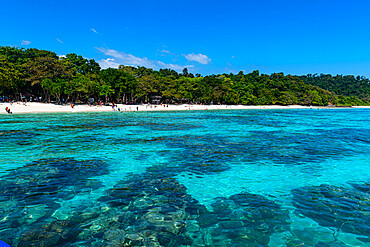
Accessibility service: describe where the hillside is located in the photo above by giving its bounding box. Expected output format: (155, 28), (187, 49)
(298, 74), (370, 103)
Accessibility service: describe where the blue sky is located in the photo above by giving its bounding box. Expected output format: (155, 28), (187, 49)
(2, 0), (370, 77)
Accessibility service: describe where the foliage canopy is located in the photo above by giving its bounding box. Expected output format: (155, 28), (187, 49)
(0, 46), (368, 106)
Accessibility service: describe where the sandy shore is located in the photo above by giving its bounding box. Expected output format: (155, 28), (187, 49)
(0, 102), (368, 114)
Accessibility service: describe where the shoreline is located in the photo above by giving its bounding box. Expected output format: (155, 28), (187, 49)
(0, 102), (369, 114)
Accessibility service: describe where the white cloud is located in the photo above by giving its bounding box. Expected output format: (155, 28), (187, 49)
(184, 53), (211, 64)
(160, 49), (172, 54)
(157, 61), (194, 71)
(96, 47), (193, 72)
(58, 55), (66, 58)
(96, 47), (124, 59)
(91, 28), (98, 33)
(159, 49), (179, 57)
(57, 38), (63, 44)
(98, 58), (120, 69)
(96, 47), (154, 68)
(21, 40), (31, 45)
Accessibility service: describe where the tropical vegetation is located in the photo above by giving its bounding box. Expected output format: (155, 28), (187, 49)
(0, 46), (368, 106)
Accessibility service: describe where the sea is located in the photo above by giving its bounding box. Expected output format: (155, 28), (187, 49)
(0, 108), (369, 246)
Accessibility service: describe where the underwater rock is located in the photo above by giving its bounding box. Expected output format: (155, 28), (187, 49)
(148, 136), (234, 176)
(195, 193), (290, 246)
(0, 157), (110, 246)
(69, 208), (100, 224)
(211, 198), (231, 212)
(350, 182), (370, 194)
(291, 227), (317, 246)
(0, 158), (109, 205)
(88, 171), (204, 246)
(292, 184), (370, 238)
(219, 220), (244, 230)
(103, 229), (126, 242)
(0, 130), (40, 145)
(18, 220), (81, 247)
(133, 198), (155, 210)
(18, 230), (61, 247)
(2, 156), (292, 246)
(315, 241), (349, 247)
(286, 238), (305, 247)
(197, 213), (219, 228)
(157, 232), (192, 247)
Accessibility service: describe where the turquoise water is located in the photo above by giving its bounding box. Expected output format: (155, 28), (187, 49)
(0, 109), (369, 246)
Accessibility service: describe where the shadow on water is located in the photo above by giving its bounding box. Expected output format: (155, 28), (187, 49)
(292, 183), (370, 243)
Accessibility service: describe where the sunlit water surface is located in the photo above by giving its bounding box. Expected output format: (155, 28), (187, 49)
(0, 109), (369, 246)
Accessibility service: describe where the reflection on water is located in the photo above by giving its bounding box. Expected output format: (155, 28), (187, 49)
(0, 109), (369, 246)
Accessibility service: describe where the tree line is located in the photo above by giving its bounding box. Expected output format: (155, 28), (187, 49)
(298, 74), (370, 103)
(0, 46), (368, 106)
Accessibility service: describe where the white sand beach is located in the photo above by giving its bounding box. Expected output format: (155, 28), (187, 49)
(0, 102), (367, 114)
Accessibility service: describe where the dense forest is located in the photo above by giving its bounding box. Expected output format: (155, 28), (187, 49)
(298, 74), (370, 103)
(0, 46), (368, 106)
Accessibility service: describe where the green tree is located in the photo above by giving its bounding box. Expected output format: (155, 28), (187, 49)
(0, 55), (21, 95)
(100, 68), (137, 103)
(22, 56), (71, 102)
(135, 75), (161, 103)
(41, 78), (66, 104)
(62, 53), (101, 75)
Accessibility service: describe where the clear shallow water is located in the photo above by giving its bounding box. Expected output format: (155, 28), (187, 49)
(0, 109), (369, 246)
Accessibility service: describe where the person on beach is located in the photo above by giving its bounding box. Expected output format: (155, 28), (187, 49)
(5, 107), (12, 114)
(71, 103), (74, 108)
